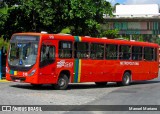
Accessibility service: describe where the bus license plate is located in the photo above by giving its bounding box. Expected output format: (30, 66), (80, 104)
(15, 79), (21, 82)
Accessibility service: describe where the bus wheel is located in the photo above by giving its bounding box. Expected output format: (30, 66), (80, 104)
(54, 74), (69, 90)
(117, 72), (131, 86)
(31, 84), (42, 87)
(95, 82), (107, 86)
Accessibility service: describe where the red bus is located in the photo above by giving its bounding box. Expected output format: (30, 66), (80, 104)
(6, 33), (159, 89)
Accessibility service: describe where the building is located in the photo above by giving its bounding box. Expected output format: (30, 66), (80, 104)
(115, 4), (159, 17)
(103, 4), (160, 41)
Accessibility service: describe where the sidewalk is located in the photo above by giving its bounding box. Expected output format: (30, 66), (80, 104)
(0, 79), (9, 82)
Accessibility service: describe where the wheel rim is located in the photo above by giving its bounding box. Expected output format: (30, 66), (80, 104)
(58, 78), (65, 87)
(124, 75), (130, 84)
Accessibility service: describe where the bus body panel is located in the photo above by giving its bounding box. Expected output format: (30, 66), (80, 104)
(6, 65), (39, 84)
(56, 59), (74, 83)
(6, 33), (159, 86)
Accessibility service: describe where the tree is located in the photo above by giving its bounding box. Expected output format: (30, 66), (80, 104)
(101, 29), (119, 39)
(113, 3), (120, 13)
(1, 0), (67, 39)
(2, 0), (24, 7)
(1, 0), (113, 39)
(0, 1), (8, 38)
(66, 0), (112, 37)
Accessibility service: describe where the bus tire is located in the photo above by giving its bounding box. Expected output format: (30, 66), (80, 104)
(95, 82), (107, 86)
(54, 74), (69, 90)
(117, 72), (131, 86)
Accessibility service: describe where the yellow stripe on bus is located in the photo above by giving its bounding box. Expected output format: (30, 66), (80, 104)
(79, 37), (82, 42)
(78, 59), (82, 82)
(14, 71), (17, 75)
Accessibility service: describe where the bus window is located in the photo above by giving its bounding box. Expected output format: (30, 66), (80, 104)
(74, 42), (89, 59)
(9, 43), (18, 60)
(119, 45), (131, 60)
(106, 44), (118, 60)
(40, 45), (55, 67)
(59, 41), (72, 58)
(154, 48), (157, 61)
(132, 46), (142, 60)
(90, 43), (104, 59)
(144, 47), (154, 61)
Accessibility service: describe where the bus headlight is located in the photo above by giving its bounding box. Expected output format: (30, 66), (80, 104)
(28, 69), (36, 76)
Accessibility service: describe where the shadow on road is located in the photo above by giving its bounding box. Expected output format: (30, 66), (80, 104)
(10, 83), (118, 91)
(131, 80), (160, 85)
(9, 80), (160, 90)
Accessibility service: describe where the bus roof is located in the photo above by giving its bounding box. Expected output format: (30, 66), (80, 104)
(13, 32), (159, 47)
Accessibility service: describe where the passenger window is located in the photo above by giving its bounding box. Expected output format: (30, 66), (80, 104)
(132, 46), (142, 60)
(119, 45), (131, 60)
(59, 41), (72, 58)
(144, 47), (154, 61)
(106, 44), (118, 60)
(74, 42), (89, 59)
(154, 48), (157, 61)
(40, 44), (55, 67)
(90, 43), (104, 59)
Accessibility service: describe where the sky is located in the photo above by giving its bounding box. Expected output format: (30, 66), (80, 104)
(106, 0), (160, 5)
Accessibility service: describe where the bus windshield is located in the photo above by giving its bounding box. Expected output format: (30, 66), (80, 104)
(8, 42), (38, 67)
(8, 35), (39, 67)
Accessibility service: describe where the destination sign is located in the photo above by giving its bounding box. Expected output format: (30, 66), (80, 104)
(11, 35), (39, 42)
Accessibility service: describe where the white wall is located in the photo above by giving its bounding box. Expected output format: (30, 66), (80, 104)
(115, 4), (160, 17)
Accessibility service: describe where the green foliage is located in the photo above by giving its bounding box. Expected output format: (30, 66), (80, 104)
(113, 3), (120, 13)
(101, 29), (119, 38)
(1, 0), (67, 39)
(155, 38), (160, 45)
(1, 0), (23, 7)
(153, 36), (160, 45)
(0, 3), (8, 38)
(0, 37), (9, 51)
(0, 7), (8, 14)
(67, 0), (112, 36)
(0, 0), (113, 39)
(60, 28), (71, 34)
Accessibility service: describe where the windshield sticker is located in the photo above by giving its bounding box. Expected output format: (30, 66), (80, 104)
(17, 44), (22, 47)
(19, 59), (23, 65)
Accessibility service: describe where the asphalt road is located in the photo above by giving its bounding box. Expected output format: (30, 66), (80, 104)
(0, 74), (160, 114)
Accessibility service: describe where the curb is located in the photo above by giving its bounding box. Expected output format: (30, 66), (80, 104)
(0, 80), (10, 82)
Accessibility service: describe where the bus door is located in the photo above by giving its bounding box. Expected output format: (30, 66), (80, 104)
(143, 47), (153, 80)
(38, 40), (57, 83)
(148, 48), (158, 79)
